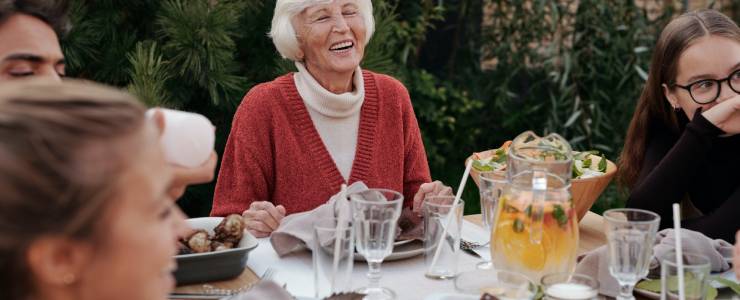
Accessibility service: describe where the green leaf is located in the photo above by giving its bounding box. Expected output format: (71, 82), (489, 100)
(552, 204), (568, 227)
(598, 154), (607, 172)
(493, 149), (508, 163)
(636, 279), (661, 292)
(472, 160), (493, 172)
(708, 286), (718, 300)
(710, 275), (740, 295)
(513, 218), (525, 233)
(572, 164), (583, 178)
(636, 274), (720, 300)
(582, 158), (592, 169)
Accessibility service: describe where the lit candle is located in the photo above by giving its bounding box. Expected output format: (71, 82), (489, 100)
(545, 283), (598, 300)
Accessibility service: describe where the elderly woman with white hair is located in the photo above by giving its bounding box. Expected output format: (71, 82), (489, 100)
(211, 0), (450, 237)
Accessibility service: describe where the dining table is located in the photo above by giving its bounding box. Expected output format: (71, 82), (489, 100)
(172, 211), (608, 299)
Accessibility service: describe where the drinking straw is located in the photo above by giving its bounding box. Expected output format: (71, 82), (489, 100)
(428, 160), (473, 272)
(332, 184), (349, 292)
(672, 203), (685, 300)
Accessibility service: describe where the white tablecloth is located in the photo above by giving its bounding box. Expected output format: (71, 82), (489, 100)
(247, 220), (491, 300)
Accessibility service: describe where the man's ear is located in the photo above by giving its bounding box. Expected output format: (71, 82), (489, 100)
(26, 236), (93, 287)
(662, 83), (680, 109)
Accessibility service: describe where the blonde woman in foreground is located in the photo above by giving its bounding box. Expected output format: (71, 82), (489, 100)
(0, 80), (190, 300)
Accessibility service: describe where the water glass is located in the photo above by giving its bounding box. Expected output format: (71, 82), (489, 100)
(423, 196), (464, 279)
(478, 172), (507, 270)
(660, 252), (711, 300)
(349, 188), (404, 300)
(541, 273), (599, 300)
(603, 208), (661, 300)
(454, 269), (537, 299)
(312, 218), (354, 298)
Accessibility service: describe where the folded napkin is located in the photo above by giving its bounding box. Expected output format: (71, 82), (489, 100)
(575, 228), (734, 298)
(270, 182), (368, 256)
(230, 281), (293, 300)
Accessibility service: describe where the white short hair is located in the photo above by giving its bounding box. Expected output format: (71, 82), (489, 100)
(269, 0), (375, 61)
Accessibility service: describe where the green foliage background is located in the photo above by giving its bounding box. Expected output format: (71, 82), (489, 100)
(63, 0), (717, 217)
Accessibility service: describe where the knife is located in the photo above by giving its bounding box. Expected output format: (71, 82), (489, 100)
(461, 247), (482, 259)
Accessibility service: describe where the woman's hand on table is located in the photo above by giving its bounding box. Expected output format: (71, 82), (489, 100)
(167, 151), (219, 200)
(412, 181), (453, 214)
(702, 95), (740, 135)
(242, 201), (287, 238)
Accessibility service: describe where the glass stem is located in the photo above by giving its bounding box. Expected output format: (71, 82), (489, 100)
(617, 283), (635, 300)
(366, 261), (382, 290)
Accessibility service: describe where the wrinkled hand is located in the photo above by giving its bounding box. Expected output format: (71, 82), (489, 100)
(412, 180), (453, 214)
(242, 201), (287, 238)
(167, 151), (218, 200)
(735, 231), (740, 280)
(702, 96), (740, 135)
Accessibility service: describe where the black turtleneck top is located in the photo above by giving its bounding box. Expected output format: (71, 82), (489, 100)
(626, 110), (740, 243)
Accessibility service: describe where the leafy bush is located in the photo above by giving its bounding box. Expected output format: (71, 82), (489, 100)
(435, 0), (678, 213)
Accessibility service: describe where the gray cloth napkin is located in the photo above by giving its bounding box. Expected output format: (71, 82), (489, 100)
(575, 228), (734, 298)
(270, 182), (368, 256)
(229, 281), (293, 300)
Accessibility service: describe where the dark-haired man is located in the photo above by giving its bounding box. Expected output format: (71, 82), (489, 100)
(0, 0), (68, 81)
(0, 0), (217, 199)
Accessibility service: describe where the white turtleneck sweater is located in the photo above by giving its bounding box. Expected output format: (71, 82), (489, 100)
(293, 62), (364, 181)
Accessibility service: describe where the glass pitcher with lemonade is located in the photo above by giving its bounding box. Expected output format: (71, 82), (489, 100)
(491, 131), (579, 282)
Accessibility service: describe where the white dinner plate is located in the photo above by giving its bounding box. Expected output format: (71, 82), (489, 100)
(354, 239), (424, 261)
(424, 293), (478, 300)
(394, 238), (416, 247)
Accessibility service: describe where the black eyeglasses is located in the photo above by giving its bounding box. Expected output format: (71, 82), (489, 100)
(671, 69), (740, 104)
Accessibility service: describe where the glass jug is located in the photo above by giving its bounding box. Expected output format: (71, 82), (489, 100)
(490, 131), (579, 282)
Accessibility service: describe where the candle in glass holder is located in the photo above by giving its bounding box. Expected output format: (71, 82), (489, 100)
(541, 273), (599, 300)
(545, 283), (598, 300)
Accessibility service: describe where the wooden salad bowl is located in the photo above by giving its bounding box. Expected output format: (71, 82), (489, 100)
(465, 151), (617, 222)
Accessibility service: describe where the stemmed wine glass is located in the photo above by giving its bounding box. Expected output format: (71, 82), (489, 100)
(603, 208), (660, 300)
(477, 171), (507, 269)
(349, 188), (404, 300)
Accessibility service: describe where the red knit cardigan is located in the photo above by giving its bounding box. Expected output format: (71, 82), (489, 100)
(210, 70), (431, 216)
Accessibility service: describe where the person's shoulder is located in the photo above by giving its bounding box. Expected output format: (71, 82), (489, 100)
(243, 74), (294, 103)
(363, 70), (411, 112)
(231, 74), (295, 126)
(363, 70), (408, 94)
(237, 74), (295, 112)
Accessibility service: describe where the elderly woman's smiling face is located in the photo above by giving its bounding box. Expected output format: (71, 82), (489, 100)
(294, 0), (366, 78)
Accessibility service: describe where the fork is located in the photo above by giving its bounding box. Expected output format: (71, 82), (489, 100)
(460, 238), (489, 251)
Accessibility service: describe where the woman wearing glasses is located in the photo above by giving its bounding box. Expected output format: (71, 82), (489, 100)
(619, 9), (740, 243)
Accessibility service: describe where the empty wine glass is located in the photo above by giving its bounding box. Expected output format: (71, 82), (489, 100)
(603, 208), (660, 300)
(478, 171), (507, 270)
(349, 189), (404, 300)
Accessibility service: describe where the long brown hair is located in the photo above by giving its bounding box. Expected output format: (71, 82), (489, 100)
(618, 9), (740, 188)
(0, 80), (147, 300)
